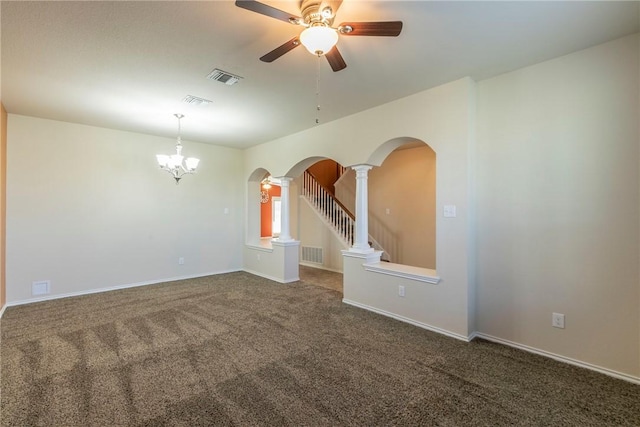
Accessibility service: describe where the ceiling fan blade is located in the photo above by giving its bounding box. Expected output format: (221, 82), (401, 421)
(235, 0), (301, 24)
(338, 21), (403, 37)
(325, 46), (347, 72)
(260, 37), (301, 63)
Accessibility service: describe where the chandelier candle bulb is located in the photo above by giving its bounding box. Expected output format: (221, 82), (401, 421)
(185, 157), (200, 171)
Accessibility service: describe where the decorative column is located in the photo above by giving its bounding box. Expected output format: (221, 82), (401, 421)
(351, 165), (374, 253)
(275, 177), (293, 242)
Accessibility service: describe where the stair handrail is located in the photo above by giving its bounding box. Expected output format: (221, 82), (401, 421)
(305, 170), (354, 219)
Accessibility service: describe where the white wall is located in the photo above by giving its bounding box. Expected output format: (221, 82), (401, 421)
(476, 34), (640, 378)
(6, 115), (244, 303)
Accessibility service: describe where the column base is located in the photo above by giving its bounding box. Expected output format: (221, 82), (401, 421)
(342, 249), (382, 262)
(349, 245), (375, 254)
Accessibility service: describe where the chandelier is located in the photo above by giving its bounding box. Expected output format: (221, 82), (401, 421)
(156, 114), (200, 184)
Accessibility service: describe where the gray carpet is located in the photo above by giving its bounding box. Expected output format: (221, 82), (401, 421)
(1, 271), (639, 426)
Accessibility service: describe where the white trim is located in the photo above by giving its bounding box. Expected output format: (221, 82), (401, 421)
(363, 262), (440, 284)
(271, 239), (300, 247)
(341, 249), (382, 262)
(342, 298), (469, 342)
(472, 332), (640, 385)
(340, 299), (640, 385)
(242, 268), (299, 284)
(245, 243), (274, 253)
(5, 269), (242, 308)
(0, 304), (6, 319)
(299, 262), (343, 274)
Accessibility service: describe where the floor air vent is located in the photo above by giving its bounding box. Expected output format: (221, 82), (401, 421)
(206, 68), (242, 85)
(301, 246), (323, 264)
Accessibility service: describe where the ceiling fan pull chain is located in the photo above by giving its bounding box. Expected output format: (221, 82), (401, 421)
(316, 55), (321, 124)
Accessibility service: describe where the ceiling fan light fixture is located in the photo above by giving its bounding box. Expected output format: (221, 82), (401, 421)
(300, 25), (338, 56)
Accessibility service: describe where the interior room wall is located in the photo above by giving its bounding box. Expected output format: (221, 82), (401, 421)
(333, 169), (355, 213)
(476, 33), (640, 378)
(6, 115), (244, 304)
(0, 103), (7, 311)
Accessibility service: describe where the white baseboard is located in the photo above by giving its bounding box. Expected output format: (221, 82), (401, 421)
(242, 269), (299, 284)
(342, 298), (470, 342)
(299, 262), (343, 274)
(5, 269), (242, 308)
(342, 299), (640, 385)
(472, 332), (640, 385)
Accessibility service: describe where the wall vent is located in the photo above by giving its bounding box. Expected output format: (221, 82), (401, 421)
(32, 280), (50, 296)
(301, 246), (323, 264)
(182, 95), (212, 105)
(206, 68), (243, 85)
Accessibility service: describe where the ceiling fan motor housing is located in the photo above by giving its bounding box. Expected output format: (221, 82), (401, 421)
(300, 0), (334, 26)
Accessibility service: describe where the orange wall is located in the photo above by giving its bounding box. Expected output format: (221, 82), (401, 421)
(308, 159), (340, 194)
(260, 184), (281, 237)
(1, 104), (7, 310)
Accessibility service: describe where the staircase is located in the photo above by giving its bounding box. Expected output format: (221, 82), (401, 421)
(302, 171), (355, 245)
(302, 171), (390, 261)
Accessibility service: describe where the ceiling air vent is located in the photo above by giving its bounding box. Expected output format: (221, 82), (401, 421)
(182, 95), (212, 106)
(206, 68), (243, 86)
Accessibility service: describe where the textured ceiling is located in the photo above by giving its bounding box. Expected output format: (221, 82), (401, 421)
(2, 1), (639, 148)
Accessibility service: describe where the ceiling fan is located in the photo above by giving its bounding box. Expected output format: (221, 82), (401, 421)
(235, 0), (403, 72)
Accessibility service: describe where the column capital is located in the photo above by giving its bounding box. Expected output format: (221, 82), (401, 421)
(274, 176), (293, 184)
(351, 164), (373, 174)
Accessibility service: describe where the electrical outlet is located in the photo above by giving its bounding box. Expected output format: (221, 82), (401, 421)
(552, 312), (565, 329)
(178, 257), (185, 265)
(398, 285), (405, 297)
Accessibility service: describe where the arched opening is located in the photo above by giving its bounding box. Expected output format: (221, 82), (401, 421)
(287, 157), (351, 274)
(362, 138), (437, 269)
(246, 168), (271, 246)
(246, 159), (347, 286)
(259, 176), (281, 238)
